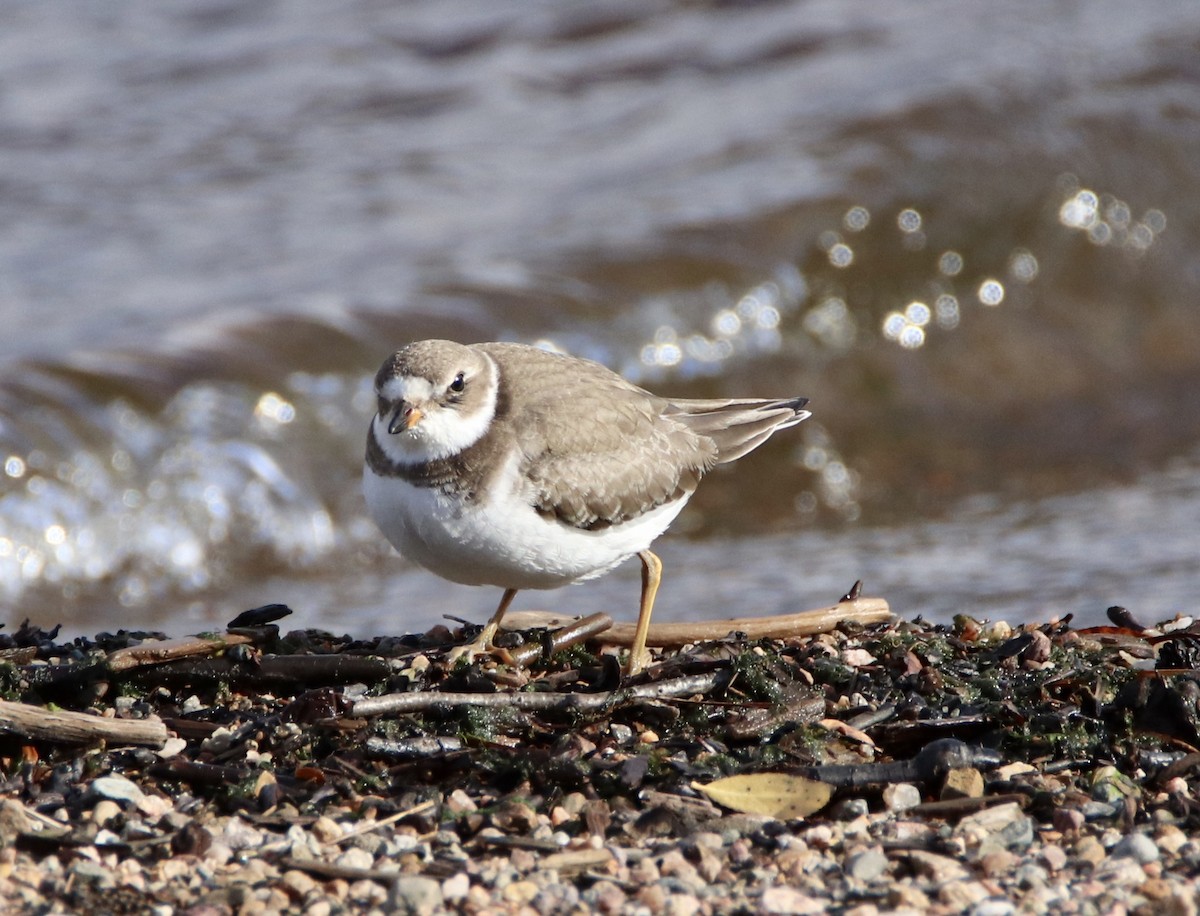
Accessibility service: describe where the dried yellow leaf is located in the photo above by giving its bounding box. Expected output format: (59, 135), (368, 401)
(691, 773), (832, 819)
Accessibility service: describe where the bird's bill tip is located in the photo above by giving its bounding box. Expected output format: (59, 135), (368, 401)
(386, 404), (424, 434)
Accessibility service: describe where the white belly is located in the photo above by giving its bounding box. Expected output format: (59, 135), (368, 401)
(363, 460), (688, 590)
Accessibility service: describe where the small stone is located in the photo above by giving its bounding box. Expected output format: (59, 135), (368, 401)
(845, 848), (889, 882)
(841, 648), (877, 667)
(831, 797), (869, 820)
(1013, 862), (1048, 887)
(1052, 808), (1086, 834)
(888, 884), (931, 909)
(156, 737), (188, 758)
(638, 883), (668, 914)
(968, 898), (1017, 916)
(993, 762), (1035, 780)
(281, 870), (318, 898)
(609, 723), (634, 744)
(1073, 835), (1107, 867)
(348, 879), (387, 905)
(957, 803), (1033, 852)
(585, 880), (629, 914)
(220, 817), (265, 851)
(658, 849), (704, 893)
(388, 873), (441, 916)
(445, 789), (477, 814)
(759, 885), (823, 914)
(502, 880), (539, 905)
(1092, 855), (1151, 888)
(89, 775), (146, 807)
(941, 767), (985, 800)
(981, 620), (1013, 641)
(665, 894), (702, 916)
(882, 783), (922, 813)
(936, 880), (990, 909)
(310, 816), (342, 843)
(976, 848), (1017, 878)
(1019, 629), (1052, 664)
(94, 828), (122, 846)
(1155, 824), (1188, 855)
(91, 800), (121, 827)
(1111, 832), (1159, 864)
(335, 846), (375, 871)
(1040, 844), (1068, 873)
(441, 872), (469, 903)
(905, 850), (969, 882)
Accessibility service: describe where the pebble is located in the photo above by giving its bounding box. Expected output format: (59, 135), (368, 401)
(831, 798), (870, 820)
(882, 783), (922, 812)
(1052, 808), (1086, 833)
(759, 886), (824, 914)
(845, 847), (889, 882)
(91, 800), (121, 827)
(390, 876), (444, 916)
(1111, 832), (1159, 864)
(88, 775), (146, 806)
(1072, 836), (1107, 867)
(941, 767), (985, 800)
(440, 872), (470, 903)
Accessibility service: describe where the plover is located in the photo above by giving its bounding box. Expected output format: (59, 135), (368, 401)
(363, 339), (811, 674)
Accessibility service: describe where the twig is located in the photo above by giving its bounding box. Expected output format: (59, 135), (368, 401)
(504, 596), (892, 648)
(106, 633), (257, 672)
(325, 799), (437, 846)
(275, 856), (399, 884)
(503, 612), (613, 666)
(0, 699), (168, 747)
(351, 670), (724, 718)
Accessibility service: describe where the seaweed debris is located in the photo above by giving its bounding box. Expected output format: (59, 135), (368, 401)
(0, 600), (1198, 912)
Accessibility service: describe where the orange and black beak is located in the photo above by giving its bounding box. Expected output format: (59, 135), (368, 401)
(387, 402), (424, 434)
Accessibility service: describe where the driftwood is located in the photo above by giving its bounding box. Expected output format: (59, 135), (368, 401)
(106, 633), (257, 672)
(0, 698), (168, 747)
(351, 670), (725, 718)
(503, 612), (614, 666)
(503, 596), (892, 648)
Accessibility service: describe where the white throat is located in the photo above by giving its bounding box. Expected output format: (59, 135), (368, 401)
(373, 354), (499, 464)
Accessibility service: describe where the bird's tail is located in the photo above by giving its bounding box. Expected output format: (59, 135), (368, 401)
(666, 397), (810, 463)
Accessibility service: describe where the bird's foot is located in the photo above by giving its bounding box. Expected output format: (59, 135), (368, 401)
(624, 645), (653, 678)
(447, 622), (505, 668)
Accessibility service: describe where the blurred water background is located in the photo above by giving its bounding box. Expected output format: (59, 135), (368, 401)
(2, 0), (1199, 637)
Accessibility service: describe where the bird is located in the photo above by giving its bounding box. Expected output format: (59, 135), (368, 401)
(363, 339), (811, 674)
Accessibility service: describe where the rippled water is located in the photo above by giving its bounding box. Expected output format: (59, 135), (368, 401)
(2, 1), (1199, 636)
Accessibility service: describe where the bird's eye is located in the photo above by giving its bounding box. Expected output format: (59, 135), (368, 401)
(449, 373), (466, 393)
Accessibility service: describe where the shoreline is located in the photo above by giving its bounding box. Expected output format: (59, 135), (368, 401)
(0, 604), (1197, 914)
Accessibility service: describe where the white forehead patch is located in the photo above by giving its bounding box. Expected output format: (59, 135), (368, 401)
(379, 375), (435, 404)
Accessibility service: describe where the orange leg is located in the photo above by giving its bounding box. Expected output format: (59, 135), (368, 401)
(627, 550), (662, 675)
(448, 587), (518, 666)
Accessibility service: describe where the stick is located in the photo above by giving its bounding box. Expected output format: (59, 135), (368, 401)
(503, 597), (892, 648)
(502, 612), (613, 666)
(0, 699), (168, 747)
(351, 670), (724, 718)
(106, 633), (257, 672)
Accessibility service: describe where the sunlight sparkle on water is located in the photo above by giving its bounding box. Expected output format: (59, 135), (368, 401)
(935, 294), (960, 329)
(828, 243), (853, 268)
(978, 279), (1005, 306)
(938, 251), (964, 276)
(843, 206), (870, 232)
(1008, 249), (1039, 282)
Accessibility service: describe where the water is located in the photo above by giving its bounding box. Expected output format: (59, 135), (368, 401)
(2, 0), (1199, 637)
